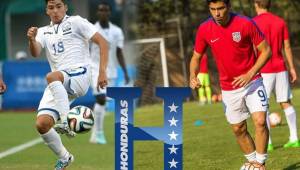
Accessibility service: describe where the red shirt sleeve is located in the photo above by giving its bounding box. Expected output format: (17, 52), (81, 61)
(283, 21), (289, 40)
(248, 20), (265, 46)
(194, 26), (207, 54)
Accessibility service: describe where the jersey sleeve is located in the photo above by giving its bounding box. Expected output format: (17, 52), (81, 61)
(194, 26), (207, 54)
(248, 20), (265, 46)
(283, 21), (289, 40)
(74, 16), (97, 40)
(35, 28), (45, 48)
(116, 28), (124, 49)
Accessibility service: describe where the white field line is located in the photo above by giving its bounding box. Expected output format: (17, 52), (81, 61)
(0, 137), (43, 159)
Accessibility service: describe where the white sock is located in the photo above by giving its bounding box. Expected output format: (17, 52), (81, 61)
(284, 106), (298, 141)
(94, 103), (106, 133)
(48, 81), (69, 122)
(40, 128), (69, 159)
(256, 152), (267, 164)
(244, 151), (256, 162)
(266, 110), (272, 144)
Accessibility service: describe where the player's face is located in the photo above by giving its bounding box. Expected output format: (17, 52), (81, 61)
(46, 0), (68, 24)
(97, 4), (111, 22)
(208, 1), (230, 26)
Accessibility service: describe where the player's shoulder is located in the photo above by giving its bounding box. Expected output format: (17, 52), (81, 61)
(68, 15), (89, 23)
(198, 17), (214, 30)
(37, 25), (51, 33)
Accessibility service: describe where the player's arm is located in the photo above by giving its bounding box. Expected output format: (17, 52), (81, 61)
(90, 32), (109, 90)
(283, 39), (297, 83)
(232, 40), (271, 88)
(117, 47), (130, 84)
(189, 51), (203, 89)
(27, 27), (42, 57)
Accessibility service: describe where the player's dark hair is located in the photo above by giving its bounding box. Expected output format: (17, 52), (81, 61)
(98, 0), (112, 10)
(45, 0), (67, 5)
(206, 0), (230, 5)
(254, 0), (271, 9)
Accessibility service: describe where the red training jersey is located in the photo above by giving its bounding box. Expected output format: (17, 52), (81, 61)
(253, 12), (289, 73)
(194, 13), (264, 90)
(199, 53), (208, 73)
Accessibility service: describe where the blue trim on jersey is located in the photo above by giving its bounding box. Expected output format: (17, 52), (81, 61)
(234, 13), (265, 37)
(38, 108), (60, 118)
(62, 67), (87, 77)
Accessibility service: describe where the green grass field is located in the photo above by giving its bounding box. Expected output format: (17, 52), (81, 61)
(0, 89), (300, 170)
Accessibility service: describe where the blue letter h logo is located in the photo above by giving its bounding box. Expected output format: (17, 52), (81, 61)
(107, 87), (190, 170)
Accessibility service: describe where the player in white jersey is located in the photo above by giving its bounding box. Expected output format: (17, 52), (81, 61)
(89, 1), (129, 144)
(27, 0), (108, 169)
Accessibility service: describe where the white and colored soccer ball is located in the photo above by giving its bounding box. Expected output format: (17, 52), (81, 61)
(269, 112), (282, 127)
(240, 162), (265, 170)
(67, 106), (94, 133)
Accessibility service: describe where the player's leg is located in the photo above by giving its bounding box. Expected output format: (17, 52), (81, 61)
(275, 71), (299, 147)
(197, 73), (206, 104)
(261, 73), (276, 151)
(90, 93), (107, 144)
(203, 73), (212, 104)
(222, 88), (256, 163)
(246, 79), (269, 165)
(37, 88), (74, 170)
(46, 71), (70, 124)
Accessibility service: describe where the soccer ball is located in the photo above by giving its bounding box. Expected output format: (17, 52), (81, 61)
(67, 106), (94, 133)
(240, 162), (265, 170)
(269, 112), (282, 127)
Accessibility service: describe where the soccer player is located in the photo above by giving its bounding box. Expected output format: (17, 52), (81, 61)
(27, 0), (108, 169)
(0, 78), (6, 94)
(253, 0), (300, 151)
(189, 0), (271, 168)
(197, 53), (212, 105)
(89, 1), (130, 144)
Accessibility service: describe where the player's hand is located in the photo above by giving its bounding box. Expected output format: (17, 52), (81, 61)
(232, 72), (253, 88)
(0, 79), (6, 94)
(97, 71), (108, 91)
(289, 68), (297, 83)
(190, 77), (201, 89)
(27, 27), (38, 41)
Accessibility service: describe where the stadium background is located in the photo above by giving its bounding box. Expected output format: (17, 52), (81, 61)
(0, 0), (300, 169)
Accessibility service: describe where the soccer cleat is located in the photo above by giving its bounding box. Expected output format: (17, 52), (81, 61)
(54, 154), (74, 170)
(283, 140), (300, 148)
(90, 131), (107, 144)
(267, 144), (274, 151)
(54, 122), (76, 138)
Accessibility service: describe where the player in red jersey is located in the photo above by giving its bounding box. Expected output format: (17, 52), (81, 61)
(253, 0), (299, 151)
(197, 54), (212, 105)
(189, 0), (271, 168)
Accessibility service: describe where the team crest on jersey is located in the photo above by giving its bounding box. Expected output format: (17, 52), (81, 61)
(62, 22), (71, 32)
(232, 32), (241, 42)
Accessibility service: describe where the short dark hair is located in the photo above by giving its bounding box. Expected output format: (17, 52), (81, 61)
(45, 0), (67, 5)
(254, 0), (271, 9)
(98, 0), (112, 10)
(206, 0), (230, 5)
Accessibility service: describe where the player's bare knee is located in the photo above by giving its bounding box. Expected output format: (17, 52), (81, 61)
(280, 101), (291, 109)
(46, 72), (64, 84)
(36, 116), (54, 134)
(254, 117), (266, 129)
(232, 122), (247, 137)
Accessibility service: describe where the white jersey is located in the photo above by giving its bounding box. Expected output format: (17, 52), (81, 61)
(36, 15), (97, 71)
(90, 22), (124, 79)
